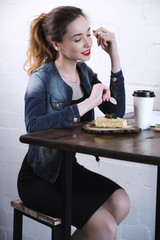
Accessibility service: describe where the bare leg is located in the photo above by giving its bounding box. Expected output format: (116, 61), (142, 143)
(82, 205), (117, 240)
(103, 189), (130, 225)
(71, 189), (130, 240)
(71, 207), (117, 240)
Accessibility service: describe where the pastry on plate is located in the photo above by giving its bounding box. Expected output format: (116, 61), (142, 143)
(95, 115), (127, 128)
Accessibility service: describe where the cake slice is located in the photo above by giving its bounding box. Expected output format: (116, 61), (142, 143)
(95, 117), (127, 128)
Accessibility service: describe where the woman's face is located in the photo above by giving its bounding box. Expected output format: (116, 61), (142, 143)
(58, 15), (93, 62)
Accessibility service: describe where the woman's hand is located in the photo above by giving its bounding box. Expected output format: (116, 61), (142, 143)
(93, 27), (121, 73)
(89, 83), (110, 107)
(93, 27), (118, 57)
(77, 83), (110, 117)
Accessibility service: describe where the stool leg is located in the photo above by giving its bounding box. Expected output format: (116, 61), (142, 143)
(13, 209), (23, 240)
(51, 225), (63, 240)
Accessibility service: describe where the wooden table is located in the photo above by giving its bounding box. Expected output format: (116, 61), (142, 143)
(20, 116), (160, 240)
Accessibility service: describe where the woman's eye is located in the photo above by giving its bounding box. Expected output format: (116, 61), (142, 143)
(74, 39), (81, 42)
(74, 34), (91, 42)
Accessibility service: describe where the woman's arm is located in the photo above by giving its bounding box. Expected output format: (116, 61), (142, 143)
(91, 27), (125, 117)
(93, 27), (121, 73)
(78, 62), (125, 118)
(77, 83), (110, 116)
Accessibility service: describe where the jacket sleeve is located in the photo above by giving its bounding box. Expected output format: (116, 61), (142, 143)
(25, 73), (80, 133)
(86, 65), (125, 118)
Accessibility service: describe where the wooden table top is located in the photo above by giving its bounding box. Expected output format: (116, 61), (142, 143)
(20, 121), (160, 166)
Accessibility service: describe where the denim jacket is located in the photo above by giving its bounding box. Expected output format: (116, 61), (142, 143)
(25, 61), (125, 183)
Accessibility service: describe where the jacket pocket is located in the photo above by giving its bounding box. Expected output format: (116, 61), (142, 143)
(50, 97), (65, 111)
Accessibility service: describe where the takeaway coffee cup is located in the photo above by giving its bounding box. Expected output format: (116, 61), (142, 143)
(132, 90), (155, 129)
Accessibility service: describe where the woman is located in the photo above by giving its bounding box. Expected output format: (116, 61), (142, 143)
(18, 6), (130, 240)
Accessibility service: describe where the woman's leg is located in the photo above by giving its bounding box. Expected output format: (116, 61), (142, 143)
(103, 189), (130, 225)
(72, 206), (117, 240)
(82, 205), (117, 240)
(71, 189), (130, 240)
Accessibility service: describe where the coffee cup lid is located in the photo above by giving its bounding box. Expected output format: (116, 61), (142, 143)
(132, 90), (155, 97)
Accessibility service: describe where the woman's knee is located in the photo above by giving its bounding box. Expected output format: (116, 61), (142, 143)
(104, 189), (130, 224)
(116, 189), (130, 216)
(83, 206), (118, 240)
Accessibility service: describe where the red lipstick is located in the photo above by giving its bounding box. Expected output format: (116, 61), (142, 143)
(81, 49), (91, 56)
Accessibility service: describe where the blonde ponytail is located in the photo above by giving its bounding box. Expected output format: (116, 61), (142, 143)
(24, 13), (56, 76)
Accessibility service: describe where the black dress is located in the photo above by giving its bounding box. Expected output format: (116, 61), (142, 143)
(17, 95), (122, 229)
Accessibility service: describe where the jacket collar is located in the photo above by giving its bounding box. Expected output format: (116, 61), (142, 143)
(52, 61), (92, 97)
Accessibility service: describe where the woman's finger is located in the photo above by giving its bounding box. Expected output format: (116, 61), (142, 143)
(102, 88), (110, 101)
(93, 27), (107, 37)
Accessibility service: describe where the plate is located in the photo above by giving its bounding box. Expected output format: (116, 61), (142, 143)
(154, 128), (160, 132)
(82, 121), (141, 135)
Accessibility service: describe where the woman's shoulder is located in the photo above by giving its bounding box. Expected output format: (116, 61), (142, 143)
(26, 62), (58, 95)
(27, 62), (55, 88)
(30, 61), (58, 83)
(33, 61), (55, 75)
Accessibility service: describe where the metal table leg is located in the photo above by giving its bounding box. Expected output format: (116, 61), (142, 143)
(155, 165), (160, 240)
(62, 151), (73, 240)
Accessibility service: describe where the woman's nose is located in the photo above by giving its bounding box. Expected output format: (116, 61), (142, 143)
(84, 37), (92, 48)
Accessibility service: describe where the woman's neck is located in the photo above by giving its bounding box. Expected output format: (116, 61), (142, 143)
(54, 57), (77, 77)
(54, 57), (84, 100)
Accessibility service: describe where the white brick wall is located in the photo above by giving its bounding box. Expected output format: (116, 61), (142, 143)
(0, 0), (160, 239)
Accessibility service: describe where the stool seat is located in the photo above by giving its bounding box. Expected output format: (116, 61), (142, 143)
(11, 199), (61, 226)
(11, 199), (62, 240)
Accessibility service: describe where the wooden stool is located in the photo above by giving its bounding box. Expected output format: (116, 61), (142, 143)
(11, 199), (62, 240)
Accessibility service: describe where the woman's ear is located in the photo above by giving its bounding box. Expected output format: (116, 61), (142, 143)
(51, 41), (60, 51)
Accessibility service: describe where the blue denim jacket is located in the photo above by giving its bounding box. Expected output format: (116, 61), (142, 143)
(25, 61), (125, 183)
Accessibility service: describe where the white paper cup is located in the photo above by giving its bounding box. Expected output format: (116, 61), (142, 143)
(132, 90), (155, 129)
